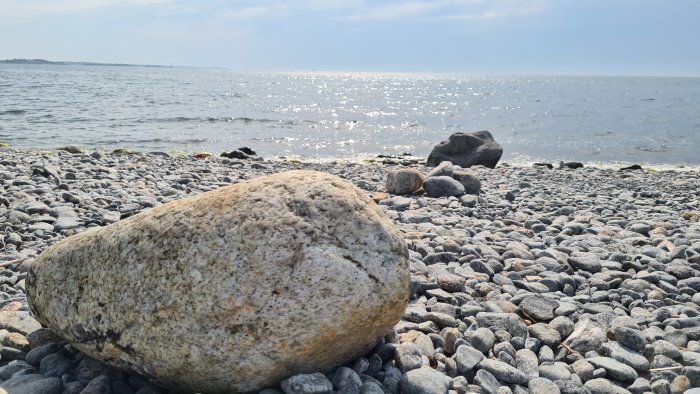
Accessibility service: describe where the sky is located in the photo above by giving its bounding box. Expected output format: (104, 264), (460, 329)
(1, 0), (699, 76)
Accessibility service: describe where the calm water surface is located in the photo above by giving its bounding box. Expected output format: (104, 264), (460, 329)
(1, 64), (698, 164)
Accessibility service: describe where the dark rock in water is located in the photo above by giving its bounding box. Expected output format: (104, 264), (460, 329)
(533, 162), (554, 169)
(620, 164), (643, 171)
(57, 145), (84, 154)
(238, 147), (256, 156)
(221, 150), (250, 160)
(562, 161), (584, 169)
(426, 131), (503, 168)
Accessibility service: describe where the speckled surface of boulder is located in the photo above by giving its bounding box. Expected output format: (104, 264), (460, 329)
(27, 170), (410, 393)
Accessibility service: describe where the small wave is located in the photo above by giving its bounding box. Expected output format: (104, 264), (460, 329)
(96, 137), (207, 145)
(634, 145), (667, 153)
(0, 109), (26, 115)
(134, 116), (298, 126)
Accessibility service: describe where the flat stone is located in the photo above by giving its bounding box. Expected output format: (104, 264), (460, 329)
(25, 342), (66, 367)
(584, 378), (632, 394)
(568, 253), (602, 273)
(27, 170), (411, 393)
(0, 374), (63, 394)
(81, 375), (111, 394)
(479, 358), (528, 384)
(281, 373), (333, 394)
(550, 316), (574, 338)
(454, 345), (484, 374)
(474, 369), (501, 394)
(468, 327), (495, 353)
(529, 323), (561, 348)
(627, 378), (651, 394)
(39, 353), (73, 378)
(554, 380), (587, 394)
(331, 367), (362, 394)
(519, 296), (559, 322)
(516, 349), (539, 379)
(538, 363), (571, 381)
(562, 318), (607, 354)
(0, 312), (42, 336)
(587, 357), (638, 383)
(426, 161), (454, 178)
(599, 342), (649, 371)
(395, 342), (423, 373)
(608, 326), (646, 351)
(436, 273), (466, 293)
(399, 367), (451, 394)
(529, 377), (561, 394)
(476, 312), (528, 338)
(0, 360), (32, 381)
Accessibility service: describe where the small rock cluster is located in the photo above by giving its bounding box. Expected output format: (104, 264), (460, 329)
(386, 161), (481, 199)
(1, 147), (700, 393)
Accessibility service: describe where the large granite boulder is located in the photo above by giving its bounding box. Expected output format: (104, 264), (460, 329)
(27, 170), (410, 393)
(426, 131), (503, 168)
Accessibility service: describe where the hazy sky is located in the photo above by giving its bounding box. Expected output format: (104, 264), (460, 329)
(1, 0), (699, 76)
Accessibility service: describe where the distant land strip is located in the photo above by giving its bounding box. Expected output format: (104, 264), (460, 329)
(0, 58), (168, 68)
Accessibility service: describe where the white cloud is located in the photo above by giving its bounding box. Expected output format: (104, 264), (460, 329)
(344, 2), (441, 21)
(0, 0), (175, 16)
(0, 0), (546, 22)
(342, 0), (546, 22)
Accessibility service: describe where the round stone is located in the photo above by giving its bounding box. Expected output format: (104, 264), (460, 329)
(27, 170), (411, 393)
(518, 296), (559, 322)
(386, 169), (423, 195)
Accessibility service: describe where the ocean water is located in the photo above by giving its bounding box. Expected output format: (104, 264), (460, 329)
(1, 64), (699, 164)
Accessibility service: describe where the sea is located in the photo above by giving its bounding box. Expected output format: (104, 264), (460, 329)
(1, 64), (699, 165)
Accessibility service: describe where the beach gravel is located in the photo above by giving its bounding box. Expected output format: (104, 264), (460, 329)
(1, 148), (700, 393)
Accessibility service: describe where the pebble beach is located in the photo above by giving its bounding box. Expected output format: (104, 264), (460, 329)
(1, 147), (700, 394)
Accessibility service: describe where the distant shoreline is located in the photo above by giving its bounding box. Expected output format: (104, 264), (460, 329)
(0, 58), (168, 68)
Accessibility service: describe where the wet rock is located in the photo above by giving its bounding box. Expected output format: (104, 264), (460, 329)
(426, 131), (503, 168)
